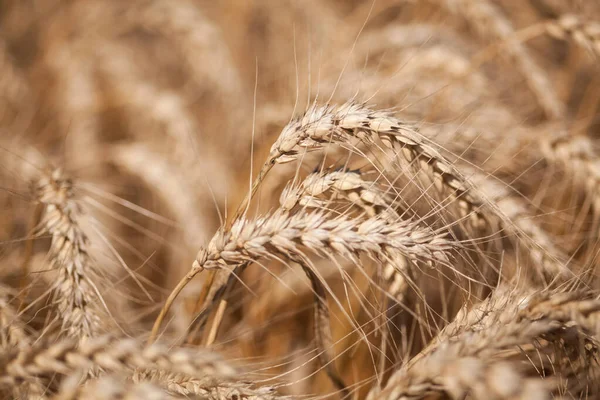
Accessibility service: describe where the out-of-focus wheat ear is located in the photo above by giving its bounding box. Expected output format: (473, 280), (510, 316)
(133, 369), (284, 399)
(0, 334), (236, 386)
(539, 133), (600, 268)
(439, 0), (565, 119)
(467, 169), (572, 284)
(0, 292), (29, 350)
(54, 373), (178, 400)
(33, 168), (107, 341)
(546, 14), (600, 58)
(0, 288), (46, 399)
(98, 43), (232, 250)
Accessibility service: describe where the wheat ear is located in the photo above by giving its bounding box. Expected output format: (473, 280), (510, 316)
(152, 203), (456, 342)
(373, 318), (555, 400)
(34, 168), (106, 340)
(376, 288), (600, 399)
(542, 134), (600, 214)
(0, 334), (235, 386)
(261, 102), (488, 227)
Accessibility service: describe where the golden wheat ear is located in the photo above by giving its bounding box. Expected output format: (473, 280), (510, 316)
(33, 168), (108, 340)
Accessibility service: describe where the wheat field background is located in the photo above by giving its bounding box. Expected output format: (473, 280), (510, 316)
(1, 0), (600, 399)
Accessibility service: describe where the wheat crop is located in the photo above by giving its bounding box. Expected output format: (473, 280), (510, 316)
(2, 0), (600, 399)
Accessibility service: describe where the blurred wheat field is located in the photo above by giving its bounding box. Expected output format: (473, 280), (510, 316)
(1, 0), (600, 399)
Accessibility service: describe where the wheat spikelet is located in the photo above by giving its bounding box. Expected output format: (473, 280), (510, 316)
(0, 334), (236, 386)
(33, 168), (107, 340)
(546, 14), (600, 58)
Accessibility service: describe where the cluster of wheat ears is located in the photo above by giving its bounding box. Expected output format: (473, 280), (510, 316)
(2, 0), (600, 399)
